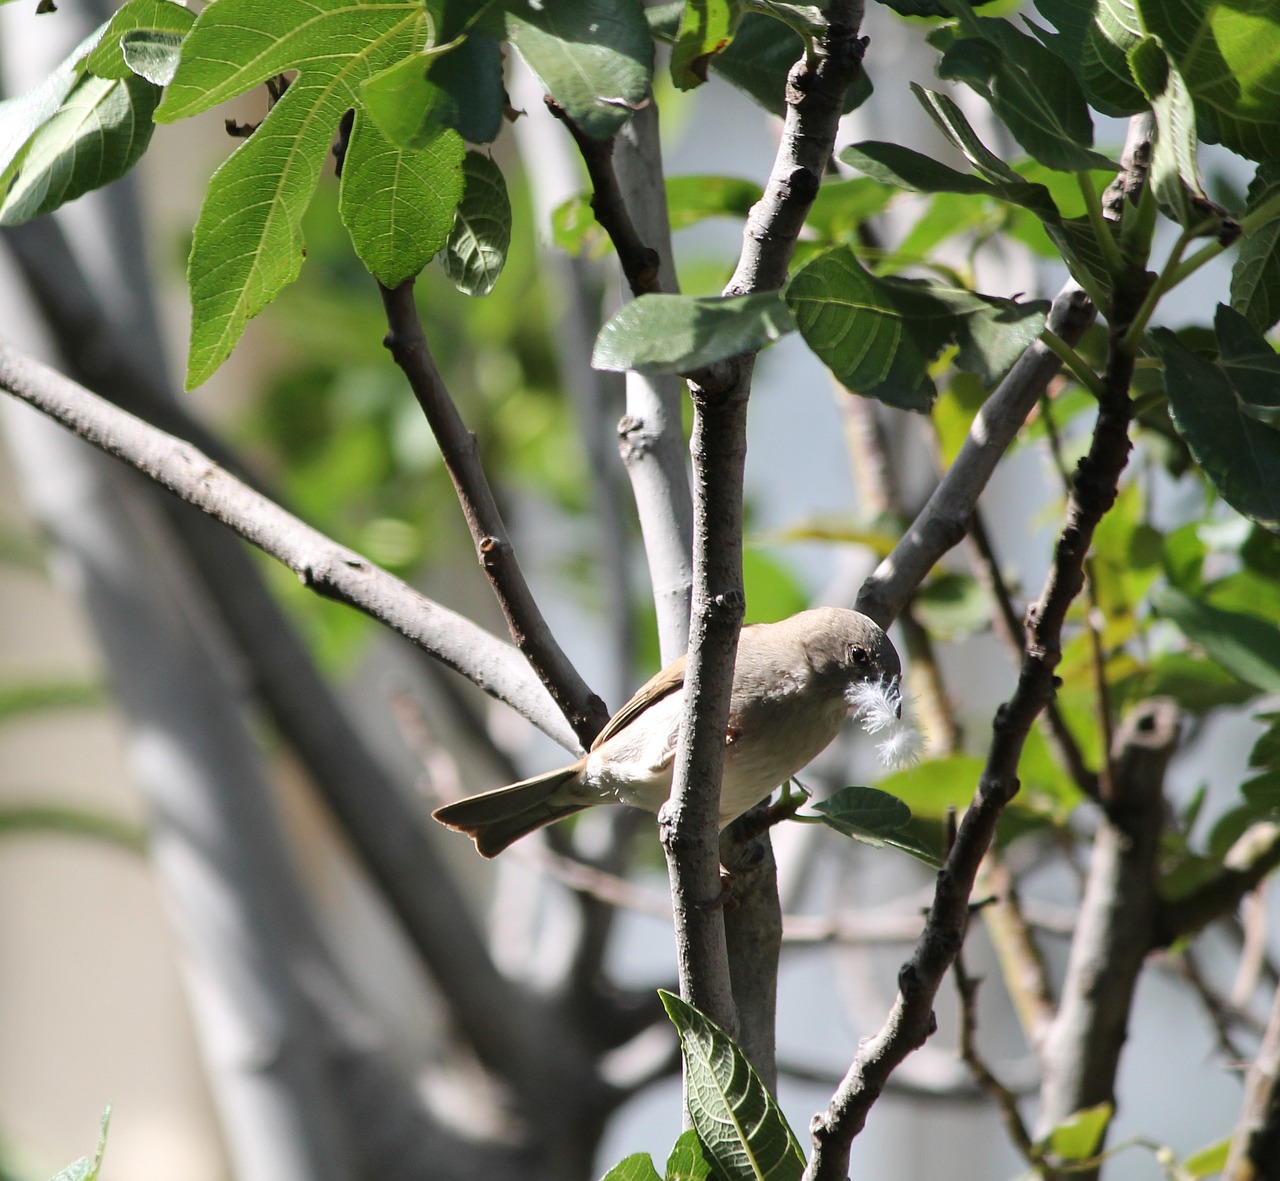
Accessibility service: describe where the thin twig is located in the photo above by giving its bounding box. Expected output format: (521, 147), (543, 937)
(0, 340), (580, 751)
(1224, 976), (1280, 1180)
(378, 280), (609, 747)
(952, 938), (1046, 1173)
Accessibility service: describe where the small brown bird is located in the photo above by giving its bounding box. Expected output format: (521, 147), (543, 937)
(433, 607), (907, 857)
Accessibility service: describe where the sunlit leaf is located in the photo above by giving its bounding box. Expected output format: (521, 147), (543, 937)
(811, 785), (939, 863)
(1046, 1102), (1112, 1162)
(672, 0), (745, 89)
(83, 0), (193, 80)
(1031, 0), (1146, 115)
(666, 1130), (716, 1181)
(600, 1154), (664, 1181)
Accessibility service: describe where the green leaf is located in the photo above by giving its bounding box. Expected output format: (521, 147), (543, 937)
(0, 71), (160, 226)
(0, 27), (97, 178)
(666, 1130), (716, 1181)
(666, 174), (763, 230)
(359, 47), (460, 151)
(83, 0), (193, 80)
(937, 18), (1116, 173)
(600, 1155), (664, 1181)
(786, 246), (1047, 413)
(505, 0), (653, 141)
(0, 680), (105, 720)
(659, 991), (805, 1181)
(811, 785), (940, 863)
(592, 291), (795, 376)
(1153, 587), (1280, 694)
(154, 0), (432, 387)
(1181, 1138), (1231, 1178)
(913, 572), (990, 639)
(672, 0), (746, 89)
(876, 756), (982, 821)
(49, 1107), (111, 1181)
(875, 0), (997, 14)
(339, 119), (464, 288)
(1231, 162), (1280, 333)
(803, 177), (894, 245)
(1127, 36), (1217, 229)
(1151, 323), (1280, 531)
(1214, 303), (1280, 429)
(426, 30), (504, 144)
(692, 12), (872, 118)
(1031, 0), (1146, 116)
(1045, 1102), (1112, 1162)
(1138, 0), (1280, 164)
(442, 151), (511, 296)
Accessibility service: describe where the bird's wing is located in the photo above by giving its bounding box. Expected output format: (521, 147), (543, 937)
(590, 654), (687, 751)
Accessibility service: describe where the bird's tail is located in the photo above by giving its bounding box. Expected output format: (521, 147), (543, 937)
(432, 763), (589, 858)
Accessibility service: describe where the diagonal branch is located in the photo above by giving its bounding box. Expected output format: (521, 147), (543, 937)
(806, 268), (1147, 1181)
(855, 283), (1095, 629)
(379, 279), (609, 747)
(0, 340), (580, 752)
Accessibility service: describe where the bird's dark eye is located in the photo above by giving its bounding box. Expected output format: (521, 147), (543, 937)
(849, 644), (870, 666)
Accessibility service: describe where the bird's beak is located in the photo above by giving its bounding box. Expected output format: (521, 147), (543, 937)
(889, 675), (903, 718)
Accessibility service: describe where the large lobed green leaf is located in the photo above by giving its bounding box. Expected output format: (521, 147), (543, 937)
(785, 246), (1048, 412)
(1032, 0), (1146, 115)
(154, 0), (467, 387)
(660, 992), (805, 1181)
(812, 785), (939, 863)
(1153, 588), (1280, 694)
(592, 292), (795, 376)
(1151, 306), (1280, 533)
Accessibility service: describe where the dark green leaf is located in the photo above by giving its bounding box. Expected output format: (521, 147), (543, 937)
(593, 292), (795, 376)
(1153, 587), (1280, 694)
(937, 18), (1116, 172)
(1138, 0), (1280, 164)
(672, 0), (745, 90)
(911, 84), (1025, 186)
(442, 151), (511, 296)
(811, 785), (940, 863)
(1151, 324), (1280, 532)
(1214, 304), (1280, 429)
(83, 0), (193, 80)
(427, 31), (504, 143)
(659, 992), (805, 1181)
(360, 49), (459, 151)
(786, 246), (1047, 412)
(600, 1155), (664, 1181)
(699, 12), (872, 118)
(338, 120), (464, 288)
(1232, 163), (1280, 332)
(506, 0), (653, 141)
(1031, 0), (1146, 115)
(1249, 713), (1280, 770)
(874, 0), (998, 14)
(1128, 36), (1217, 229)
(0, 71), (160, 226)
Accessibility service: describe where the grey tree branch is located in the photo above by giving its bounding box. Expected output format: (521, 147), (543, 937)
(1034, 699), (1179, 1171)
(1224, 976), (1280, 1180)
(378, 279), (609, 747)
(0, 340), (579, 752)
(661, 0), (872, 1063)
(855, 283), (1096, 629)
